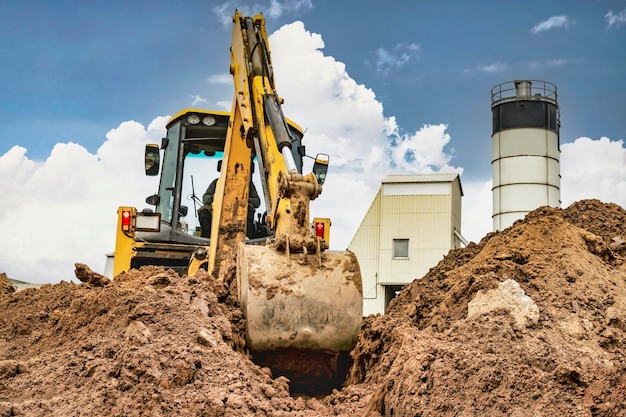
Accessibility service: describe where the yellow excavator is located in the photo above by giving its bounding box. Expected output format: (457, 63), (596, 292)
(111, 11), (363, 391)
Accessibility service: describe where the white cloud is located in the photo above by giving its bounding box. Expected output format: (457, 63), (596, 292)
(548, 59), (568, 67)
(269, 22), (443, 175)
(529, 59), (569, 69)
(0, 120), (166, 283)
(472, 58), (569, 74)
(205, 74), (233, 109)
(460, 179), (493, 243)
(212, 2), (234, 25)
(475, 62), (508, 74)
(605, 9), (626, 29)
(213, 0), (313, 25)
(375, 43), (420, 75)
(216, 100), (233, 111)
(267, 0), (313, 18)
(561, 137), (626, 206)
(268, 22), (458, 248)
(207, 74), (232, 84)
(531, 15), (572, 33)
(388, 122), (459, 173)
(189, 94), (208, 106)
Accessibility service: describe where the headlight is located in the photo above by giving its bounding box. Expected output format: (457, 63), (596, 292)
(194, 247), (208, 260)
(202, 116), (216, 126)
(186, 114), (200, 124)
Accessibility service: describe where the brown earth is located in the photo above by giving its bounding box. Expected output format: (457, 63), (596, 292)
(1, 199), (625, 416)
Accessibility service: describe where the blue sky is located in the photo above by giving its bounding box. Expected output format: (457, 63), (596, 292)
(1, 0), (625, 282)
(2, 1), (625, 179)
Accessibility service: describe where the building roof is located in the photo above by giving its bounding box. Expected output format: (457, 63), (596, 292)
(9, 278), (44, 291)
(382, 173), (459, 183)
(382, 173), (463, 195)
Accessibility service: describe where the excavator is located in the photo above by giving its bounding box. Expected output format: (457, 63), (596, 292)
(111, 11), (363, 391)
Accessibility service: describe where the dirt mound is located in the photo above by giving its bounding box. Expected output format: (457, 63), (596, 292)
(0, 274), (15, 297)
(349, 199), (626, 416)
(1, 199), (625, 416)
(0, 266), (377, 416)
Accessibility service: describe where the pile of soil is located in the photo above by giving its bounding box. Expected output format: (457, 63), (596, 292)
(1, 199), (625, 416)
(349, 199), (626, 416)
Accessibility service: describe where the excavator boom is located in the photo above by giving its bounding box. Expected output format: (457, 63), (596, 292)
(112, 10), (363, 392)
(211, 11), (363, 390)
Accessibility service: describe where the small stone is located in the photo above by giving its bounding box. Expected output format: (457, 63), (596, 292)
(197, 328), (217, 347)
(467, 279), (539, 328)
(191, 296), (210, 316)
(125, 320), (152, 344)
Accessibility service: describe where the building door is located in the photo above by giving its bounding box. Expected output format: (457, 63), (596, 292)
(384, 285), (404, 311)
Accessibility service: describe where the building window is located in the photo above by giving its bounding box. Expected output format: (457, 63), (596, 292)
(393, 239), (409, 258)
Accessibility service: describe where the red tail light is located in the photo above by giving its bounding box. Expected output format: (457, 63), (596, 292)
(121, 210), (132, 231)
(315, 222), (324, 238)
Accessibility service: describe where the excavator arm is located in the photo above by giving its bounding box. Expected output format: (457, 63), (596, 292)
(196, 11), (363, 392)
(207, 11), (325, 277)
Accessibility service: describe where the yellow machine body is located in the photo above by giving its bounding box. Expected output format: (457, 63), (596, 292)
(111, 11), (363, 390)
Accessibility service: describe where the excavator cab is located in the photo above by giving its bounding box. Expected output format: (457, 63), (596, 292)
(115, 109), (307, 275)
(116, 109), (304, 260)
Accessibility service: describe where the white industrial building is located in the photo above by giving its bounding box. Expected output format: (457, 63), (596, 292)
(348, 174), (464, 316)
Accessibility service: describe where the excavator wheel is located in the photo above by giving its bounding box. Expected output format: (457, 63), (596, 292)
(237, 243), (363, 392)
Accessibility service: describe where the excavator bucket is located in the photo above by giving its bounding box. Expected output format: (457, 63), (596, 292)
(237, 243), (363, 391)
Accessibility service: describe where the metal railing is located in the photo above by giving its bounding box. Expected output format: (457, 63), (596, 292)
(491, 80), (558, 109)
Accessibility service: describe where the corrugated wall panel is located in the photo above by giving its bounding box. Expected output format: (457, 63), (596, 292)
(378, 194), (453, 283)
(348, 190), (382, 316)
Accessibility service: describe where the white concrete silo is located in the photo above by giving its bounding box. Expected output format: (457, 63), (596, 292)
(491, 80), (561, 231)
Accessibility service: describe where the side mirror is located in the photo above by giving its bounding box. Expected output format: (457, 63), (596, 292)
(146, 194), (160, 206)
(145, 144), (160, 176)
(179, 205), (189, 217)
(312, 153), (329, 186)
